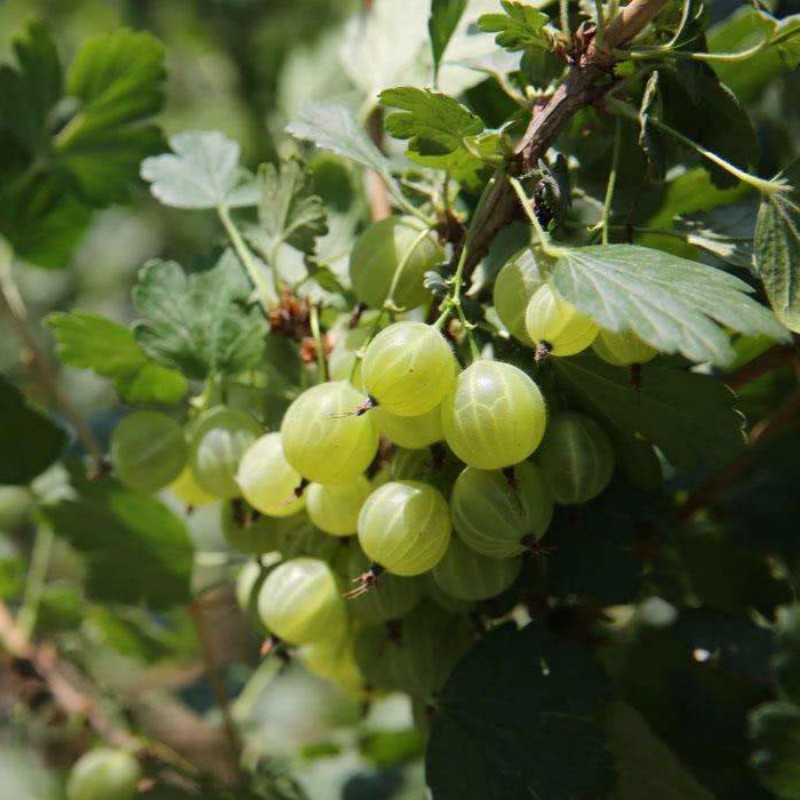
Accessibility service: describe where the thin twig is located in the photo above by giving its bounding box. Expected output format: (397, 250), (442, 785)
(601, 117), (622, 244)
(676, 387), (800, 523)
(0, 599), (138, 749)
(16, 523), (55, 639)
(724, 344), (797, 391)
(0, 600), (236, 786)
(217, 204), (277, 312)
(462, 0), (670, 278)
(0, 258), (105, 471)
(365, 107), (392, 222)
(189, 598), (243, 771)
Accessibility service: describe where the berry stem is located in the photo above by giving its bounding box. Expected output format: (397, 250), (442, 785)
(349, 227), (434, 383)
(217, 204), (279, 312)
(604, 97), (789, 196)
(0, 252), (105, 472)
(309, 302), (328, 382)
(600, 116), (622, 245)
(17, 522), (55, 640)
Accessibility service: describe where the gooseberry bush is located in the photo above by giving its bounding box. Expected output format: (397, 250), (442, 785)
(4, 1), (800, 799)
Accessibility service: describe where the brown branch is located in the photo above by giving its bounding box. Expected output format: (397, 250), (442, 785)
(365, 107), (392, 222)
(464, 0), (669, 275)
(724, 343), (798, 390)
(189, 597), (243, 770)
(0, 599), (238, 786)
(0, 600), (137, 749)
(675, 388), (800, 524)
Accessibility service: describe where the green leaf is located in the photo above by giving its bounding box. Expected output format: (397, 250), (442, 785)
(646, 167), (752, 230)
(2, 187), (92, 270)
(427, 623), (613, 800)
(54, 29), (167, 206)
(546, 483), (645, 605)
(750, 702), (800, 799)
(43, 479), (193, 609)
(552, 354), (745, 471)
(286, 103), (393, 180)
(141, 130), (259, 210)
(0, 375), (67, 485)
(707, 8), (782, 102)
(64, 29), (164, 133)
(677, 532), (792, 621)
(429, 0), (468, 79)
(381, 87), (500, 183)
(256, 158), (328, 255)
(132, 250), (266, 381)
(679, 67), (759, 190)
(773, 605), (800, 706)
(478, 1), (551, 53)
(56, 122), (165, 208)
(0, 20), (62, 154)
(85, 606), (172, 662)
(769, 15), (800, 68)
(754, 194), (800, 333)
(382, 86), (482, 152)
(46, 312), (187, 404)
(716, 10), (800, 69)
(359, 729), (425, 768)
(618, 610), (771, 800)
(607, 701), (716, 799)
(552, 244), (789, 366)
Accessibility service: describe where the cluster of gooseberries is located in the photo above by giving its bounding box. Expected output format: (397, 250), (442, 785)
(107, 214), (659, 705)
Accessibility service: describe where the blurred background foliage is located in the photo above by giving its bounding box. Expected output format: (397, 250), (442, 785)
(0, 0), (355, 413)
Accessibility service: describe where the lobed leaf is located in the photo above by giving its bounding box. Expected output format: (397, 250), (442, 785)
(55, 28), (167, 206)
(46, 311), (187, 404)
(141, 130), (258, 209)
(0, 20), (61, 154)
(553, 244), (789, 365)
(381, 86), (500, 183)
(256, 158), (328, 255)
(286, 103), (393, 180)
(132, 250), (266, 381)
(64, 28), (165, 133)
(478, 1), (551, 53)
